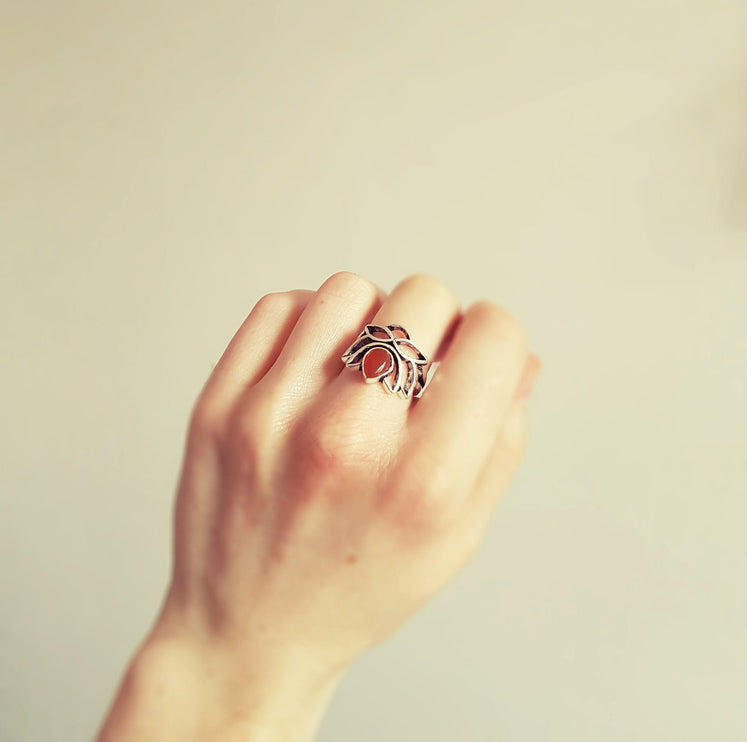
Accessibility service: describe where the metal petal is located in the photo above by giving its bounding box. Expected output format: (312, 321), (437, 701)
(382, 354), (404, 394)
(388, 324), (411, 340)
(401, 361), (416, 398)
(341, 334), (373, 364)
(365, 324), (394, 341)
(393, 338), (427, 364)
(413, 363), (429, 398)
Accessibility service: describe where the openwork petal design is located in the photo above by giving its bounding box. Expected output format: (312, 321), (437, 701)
(341, 323), (430, 399)
(387, 325), (410, 340)
(365, 324), (394, 341)
(394, 337), (428, 364)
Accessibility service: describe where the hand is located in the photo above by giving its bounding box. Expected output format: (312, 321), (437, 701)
(97, 271), (541, 742)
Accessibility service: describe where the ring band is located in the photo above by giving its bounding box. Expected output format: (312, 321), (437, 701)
(341, 324), (430, 399)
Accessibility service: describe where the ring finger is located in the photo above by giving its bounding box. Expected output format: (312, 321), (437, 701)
(313, 274), (462, 449)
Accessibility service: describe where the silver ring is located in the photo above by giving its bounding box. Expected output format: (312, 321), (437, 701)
(341, 324), (430, 399)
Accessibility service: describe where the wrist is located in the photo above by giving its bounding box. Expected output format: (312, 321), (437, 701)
(97, 620), (345, 742)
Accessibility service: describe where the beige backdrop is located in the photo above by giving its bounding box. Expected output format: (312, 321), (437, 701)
(2, 2), (746, 740)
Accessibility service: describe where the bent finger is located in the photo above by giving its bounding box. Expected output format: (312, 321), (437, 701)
(405, 300), (529, 510)
(196, 289), (314, 423)
(454, 397), (528, 560)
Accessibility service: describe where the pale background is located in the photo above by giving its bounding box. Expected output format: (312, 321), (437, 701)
(2, 1), (746, 740)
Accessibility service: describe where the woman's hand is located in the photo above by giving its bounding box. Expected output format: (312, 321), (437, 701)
(97, 271), (541, 742)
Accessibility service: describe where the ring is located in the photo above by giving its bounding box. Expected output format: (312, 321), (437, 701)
(341, 324), (430, 399)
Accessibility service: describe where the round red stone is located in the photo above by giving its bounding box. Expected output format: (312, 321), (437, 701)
(362, 347), (394, 379)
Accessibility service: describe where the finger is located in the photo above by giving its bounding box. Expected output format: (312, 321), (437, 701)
(263, 272), (387, 409)
(197, 289), (314, 419)
(455, 397), (528, 558)
(467, 352), (540, 524)
(272, 274), (461, 476)
(334, 272), (462, 408)
(406, 300), (529, 508)
(514, 353), (542, 401)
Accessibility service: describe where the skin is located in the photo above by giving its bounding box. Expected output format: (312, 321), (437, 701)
(96, 271), (542, 742)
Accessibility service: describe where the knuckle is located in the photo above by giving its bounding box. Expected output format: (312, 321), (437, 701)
(187, 394), (225, 450)
(229, 416), (261, 461)
(467, 300), (528, 355)
(388, 491), (453, 539)
(290, 413), (384, 505)
(319, 271), (378, 303)
(224, 400), (274, 479)
(302, 427), (345, 479)
(254, 290), (302, 314)
(383, 460), (459, 537)
(398, 273), (459, 306)
(297, 419), (366, 482)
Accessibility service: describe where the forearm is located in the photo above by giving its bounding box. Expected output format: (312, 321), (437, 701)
(96, 630), (343, 742)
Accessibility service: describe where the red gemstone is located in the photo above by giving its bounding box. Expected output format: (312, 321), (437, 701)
(362, 347), (394, 379)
